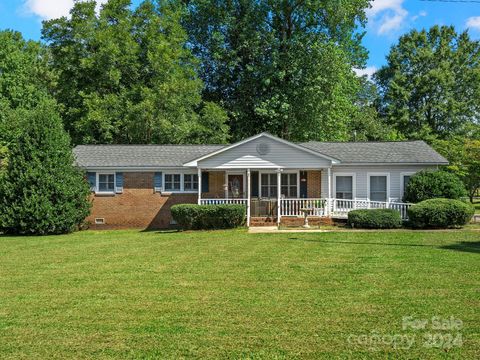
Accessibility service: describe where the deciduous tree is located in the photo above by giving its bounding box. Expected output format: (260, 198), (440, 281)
(42, 0), (229, 145)
(375, 26), (480, 139)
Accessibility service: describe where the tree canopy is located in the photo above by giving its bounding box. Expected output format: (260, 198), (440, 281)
(183, 0), (377, 142)
(375, 25), (480, 140)
(42, 0), (229, 145)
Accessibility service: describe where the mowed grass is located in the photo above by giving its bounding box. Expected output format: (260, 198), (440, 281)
(0, 229), (479, 359)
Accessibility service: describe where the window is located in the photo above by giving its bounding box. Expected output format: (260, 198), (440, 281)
(336, 176), (353, 199)
(164, 174), (181, 191)
(281, 173), (298, 198)
(184, 174), (198, 191)
(261, 173), (277, 198)
(369, 175), (388, 202)
(98, 174), (115, 193)
(401, 174), (413, 197)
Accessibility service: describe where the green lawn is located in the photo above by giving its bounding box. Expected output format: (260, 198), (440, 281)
(1, 229), (479, 359)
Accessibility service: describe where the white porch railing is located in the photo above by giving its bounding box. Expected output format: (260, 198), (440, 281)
(200, 199), (248, 206)
(281, 198), (411, 220)
(280, 198), (327, 217)
(329, 198), (411, 220)
(199, 198), (411, 220)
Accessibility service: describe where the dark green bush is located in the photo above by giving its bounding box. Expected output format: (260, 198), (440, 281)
(407, 198), (474, 229)
(171, 204), (246, 230)
(347, 209), (402, 229)
(0, 102), (91, 235)
(403, 170), (467, 203)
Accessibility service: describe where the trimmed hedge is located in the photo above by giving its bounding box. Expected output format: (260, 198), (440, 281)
(407, 198), (474, 229)
(171, 204), (246, 230)
(347, 209), (402, 229)
(403, 170), (467, 203)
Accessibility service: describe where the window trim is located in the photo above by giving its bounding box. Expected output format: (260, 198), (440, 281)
(96, 173), (115, 194)
(400, 172), (415, 198)
(258, 170), (299, 199)
(333, 172), (356, 200)
(367, 172), (390, 203)
(163, 172), (198, 193)
(183, 173), (199, 192)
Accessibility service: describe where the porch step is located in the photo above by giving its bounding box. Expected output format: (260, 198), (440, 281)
(250, 217), (278, 227)
(280, 216), (335, 227)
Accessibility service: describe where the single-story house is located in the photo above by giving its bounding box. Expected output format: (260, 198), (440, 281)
(73, 132), (448, 229)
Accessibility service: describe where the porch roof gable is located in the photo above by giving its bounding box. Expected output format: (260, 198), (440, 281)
(183, 133), (340, 168)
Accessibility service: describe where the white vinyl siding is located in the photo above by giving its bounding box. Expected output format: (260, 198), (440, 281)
(198, 136), (332, 169)
(322, 165), (436, 201)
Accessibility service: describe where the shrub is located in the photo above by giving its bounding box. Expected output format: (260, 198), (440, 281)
(403, 170), (467, 203)
(171, 204), (246, 230)
(0, 102), (91, 235)
(347, 209), (402, 229)
(407, 198), (474, 229)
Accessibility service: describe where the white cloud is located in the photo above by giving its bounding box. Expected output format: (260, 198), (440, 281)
(466, 16), (480, 31)
(367, 0), (408, 35)
(412, 10), (427, 22)
(23, 0), (108, 20)
(354, 66), (377, 79)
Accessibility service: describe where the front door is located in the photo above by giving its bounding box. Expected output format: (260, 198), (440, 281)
(228, 174), (244, 198)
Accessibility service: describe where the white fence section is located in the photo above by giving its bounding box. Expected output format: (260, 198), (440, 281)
(199, 198), (411, 220)
(281, 198), (411, 220)
(329, 198), (411, 220)
(280, 199), (327, 217)
(200, 199), (248, 206)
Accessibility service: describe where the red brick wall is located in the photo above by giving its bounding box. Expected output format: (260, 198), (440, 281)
(87, 172), (197, 230)
(307, 170), (322, 198)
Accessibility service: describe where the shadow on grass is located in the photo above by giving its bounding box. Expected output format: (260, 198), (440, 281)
(287, 237), (436, 248)
(440, 241), (480, 254)
(288, 237), (480, 254)
(140, 229), (182, 234)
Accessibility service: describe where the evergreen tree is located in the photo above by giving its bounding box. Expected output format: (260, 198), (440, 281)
(0, 101), (91, 235)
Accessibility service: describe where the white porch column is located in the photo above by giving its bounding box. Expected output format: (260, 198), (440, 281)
(327, 167), (332, 215)
(197, 167), (202, 205)
(247, 169), (251, 226)
(277, 169), (282, 225)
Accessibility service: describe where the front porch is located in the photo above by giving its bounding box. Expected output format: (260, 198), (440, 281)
(196, 169), (411, 226)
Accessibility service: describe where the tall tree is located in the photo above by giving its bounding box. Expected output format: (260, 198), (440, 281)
(375, 25), (480, 140)
(42, 0), (229, 145)
(0, 30), (54, 111)
(184, 0), (372, 141)
(0, 30), (56, 171)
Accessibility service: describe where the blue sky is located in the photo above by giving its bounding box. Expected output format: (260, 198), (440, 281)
(2, 0), (480, 77)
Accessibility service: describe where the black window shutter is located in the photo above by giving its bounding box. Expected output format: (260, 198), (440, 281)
(201, 172), (209, 192)
(300, 171), (308, 198)
(251, 171), (259, 197)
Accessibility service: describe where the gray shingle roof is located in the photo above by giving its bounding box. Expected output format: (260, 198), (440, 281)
(73, 144), (224, 168)
(73, 140), (448, 168)
(300, 140), (448, 164)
